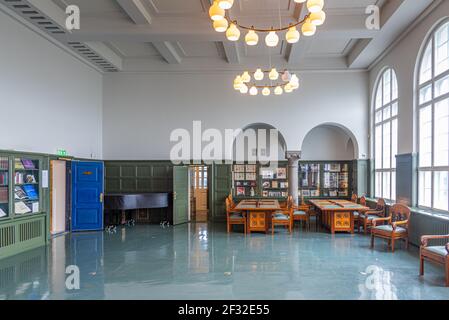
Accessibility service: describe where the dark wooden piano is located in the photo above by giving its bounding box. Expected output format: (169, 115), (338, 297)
(104, 193), (172, 226)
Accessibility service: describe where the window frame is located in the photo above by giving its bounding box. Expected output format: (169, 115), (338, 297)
(373, 67), (399, 201)
(417, 19), (449, 213)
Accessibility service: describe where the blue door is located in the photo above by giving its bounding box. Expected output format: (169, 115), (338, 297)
(72, 161), (104, 231)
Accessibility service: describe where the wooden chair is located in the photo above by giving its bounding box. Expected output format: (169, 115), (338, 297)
(360, 197), (385, 234)
(420, 234), (449, 287)
(271, 197), (293, 235)
(293, 200), (311, 231)
(351, 193), (361, 232)
(370, 203), (410, 252)
(226, 198), (246, 234)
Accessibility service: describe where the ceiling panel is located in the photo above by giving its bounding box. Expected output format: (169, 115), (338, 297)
(244, 41), (285, 57)
(149, 0), (206, 15)
(109, 42), (161, 58)
(177, 42), (220, 57)
(307, 38), (352, 55)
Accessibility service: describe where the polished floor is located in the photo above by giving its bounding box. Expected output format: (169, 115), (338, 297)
(0, 223), (447, 300)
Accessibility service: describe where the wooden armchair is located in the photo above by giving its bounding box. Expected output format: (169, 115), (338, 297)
(271, 197), (293, 235)
(293, 201), (311, 231)
(351, 193), (361, 231)
(226, 198), (246, 234)
(420, 235), (449, 287)
(360, 197), (385, 234)
(370, 204), (410, 252)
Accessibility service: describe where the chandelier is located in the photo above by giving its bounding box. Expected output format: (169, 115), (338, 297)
(210, 0), (326, 47)
(233, 69), (300, 96)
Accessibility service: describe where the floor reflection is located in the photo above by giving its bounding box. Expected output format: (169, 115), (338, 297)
(0, 223), (447, 300)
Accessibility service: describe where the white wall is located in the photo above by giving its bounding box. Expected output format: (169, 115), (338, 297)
(369, 1), (449, 156)
(0, 9), (103, 159)
(103, 71), (369, 160)
(301, 125), (355, 161)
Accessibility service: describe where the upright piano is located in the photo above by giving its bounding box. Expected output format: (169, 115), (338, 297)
(104, 192), (172, 225)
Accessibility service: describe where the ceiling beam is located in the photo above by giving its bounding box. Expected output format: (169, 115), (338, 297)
(222, 42), (240, 64)
(116, 0), (152, 25)
(84, 42), (123, 70)
(26, 0), (68, 30)
(152, 42), (182, 64)
(347, 0), (435, 69)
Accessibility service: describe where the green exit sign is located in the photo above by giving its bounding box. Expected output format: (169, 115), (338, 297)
(57, 149), (68, 156)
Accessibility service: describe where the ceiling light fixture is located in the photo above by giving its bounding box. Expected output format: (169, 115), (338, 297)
(210, 0), (326, 47)
(233, 69), (300, 96)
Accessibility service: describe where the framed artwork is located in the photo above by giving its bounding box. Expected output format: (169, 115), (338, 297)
(245, 165), (256, 172)
(276, 168), (287, 179)
(245, 173), (256, 181)
(234, 165), (245, 172)
(234, 173), (245, 180)
(237, 187), (246, 196)
(261, 169), (274, 179)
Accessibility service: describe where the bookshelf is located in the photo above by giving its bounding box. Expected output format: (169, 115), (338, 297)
(298, 161), (352, 199)
(231, 162), (288, 199)
(14, 157), (41, 215)
(0, 156), (9, 219)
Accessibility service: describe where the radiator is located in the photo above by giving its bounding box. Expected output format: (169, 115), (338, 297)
(409, 212), (449, 247)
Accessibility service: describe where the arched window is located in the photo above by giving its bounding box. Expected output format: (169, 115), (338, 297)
(374, 68), (398, 201)
(417, 20), (449, 211)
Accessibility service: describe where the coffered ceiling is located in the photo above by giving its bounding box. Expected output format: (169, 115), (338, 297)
(0, 0), (440, 72)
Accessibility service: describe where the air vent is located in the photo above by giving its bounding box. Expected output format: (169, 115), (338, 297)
(0, 225), (15, 248)
(19, 220), (42, 242)
(2, 0), (118, 72)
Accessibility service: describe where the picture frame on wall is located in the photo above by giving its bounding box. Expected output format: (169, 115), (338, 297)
(234, 173), (245, 180)
(234, 165), (245, 172)
(245, 173), (256, 181)
(245, 165), (256, 173)
(237, 187), (246, 196)
(276, 168), (287, 179)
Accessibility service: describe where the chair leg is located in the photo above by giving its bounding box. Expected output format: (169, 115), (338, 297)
(370, 234), (374, 249)
(391, 238), (395, 252)
(445, 261), (449, 287)
(272, 224), (275, 235)
(227, 221), (230, 233)
(419, 255), (424, 276)
(364, 220), (368, 235)
(405, 238), (409, 250)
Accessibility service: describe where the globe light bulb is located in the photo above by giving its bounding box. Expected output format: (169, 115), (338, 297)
(302, 19), (316, 36)
(249, 86), (258, 96)
(284, 83), (293, 93)
(241, 71), (251, 83)
(218, 0), (234, 10)
(245, 29), (259, 46)
(265, 31), (279, 47)
(286, 26), (300, 44)
(274, 86), (283, 95)
(233, 75), (243, 90)
(269, 68), (279, 80)
(254, 68), (264, 81)
(209, 1), (225, 21)
(213, 18), (228, 32)
(294, 0), (307, 3)
(226, 23), (240, 41)
(307, 0), (324, 13)
(262, 87), (271, 96)
(310, 10), (326, 26)
(240, 84), (248, 94)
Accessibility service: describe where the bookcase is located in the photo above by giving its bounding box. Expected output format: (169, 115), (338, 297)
(299, 161), (352, 199)
(231, 162), (289, 199)
(0, 151), (49, 259)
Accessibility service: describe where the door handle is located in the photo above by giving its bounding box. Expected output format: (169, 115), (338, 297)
(100, 192), (104, 203)
(173, 192), (177, 200)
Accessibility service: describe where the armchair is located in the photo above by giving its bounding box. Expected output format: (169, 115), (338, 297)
(420, 235), (449, 287)
(226, 197), (246, 234)
(271, 197), (293, 235)
(351, 193), (361, 232)
(360, 197), (385, 234)
(370, 203), (410, 252)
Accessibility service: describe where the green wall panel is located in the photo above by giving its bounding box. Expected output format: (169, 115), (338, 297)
(212, 164), (232, 221)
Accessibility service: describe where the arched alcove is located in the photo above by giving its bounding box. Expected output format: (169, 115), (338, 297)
(232, 123), (287, 162)
(301, 124), (357, 160)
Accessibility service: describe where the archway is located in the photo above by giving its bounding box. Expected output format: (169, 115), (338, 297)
(301, 123), (358, 160)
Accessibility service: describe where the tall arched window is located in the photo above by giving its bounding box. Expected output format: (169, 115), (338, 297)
(374, 68), (398, 201)
(417, 20), (449, 211)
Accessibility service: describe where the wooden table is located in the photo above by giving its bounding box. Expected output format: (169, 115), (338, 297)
(309, 199), (370, 234)
(234, 200), (281, 234)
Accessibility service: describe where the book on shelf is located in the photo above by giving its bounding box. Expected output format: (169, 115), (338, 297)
(272, 181), (278, 188)
(14, 159), (25, 170)
(236, 187), (246, 196)
(15, 201), (31, 214)
(14, 186), (27, 200)
(21, 159), (36, 170)
(0, 187), (8, 202)
(22, 185), (38, 201)
(0, 172), (8, 185)
(26, 174), (37, 183)
(262, 181), (270, 189)
(0, 157), (8, 170)
(0, 208), (7, 218)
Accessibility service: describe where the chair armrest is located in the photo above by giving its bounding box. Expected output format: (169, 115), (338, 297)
(364, 210), (383, 216)
(421, 234), (449, 247)
(392, 220), (408, 230)
(372, 217), (391, 227)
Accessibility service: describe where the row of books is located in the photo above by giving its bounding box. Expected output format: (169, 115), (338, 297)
(0, 172), (8, 185)
(14, 185), (38, 201)
(15, 158), (37, 170)
(262, 181), (288, 189)
(0, 157), (8, 170)
(0, 187), (7, 202)
(262, 191), (287, 198)
(14, 172), (37, 185)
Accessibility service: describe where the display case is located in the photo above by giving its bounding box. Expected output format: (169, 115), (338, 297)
(0, 155), (9, 219)
(13, 157), (41, 215)
(232, 164), (258, 197)
(260, 163), (288, 198)
(299, 161), (352, 199)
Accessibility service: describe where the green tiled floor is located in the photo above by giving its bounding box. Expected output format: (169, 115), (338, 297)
(0, 223), (447, 300)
